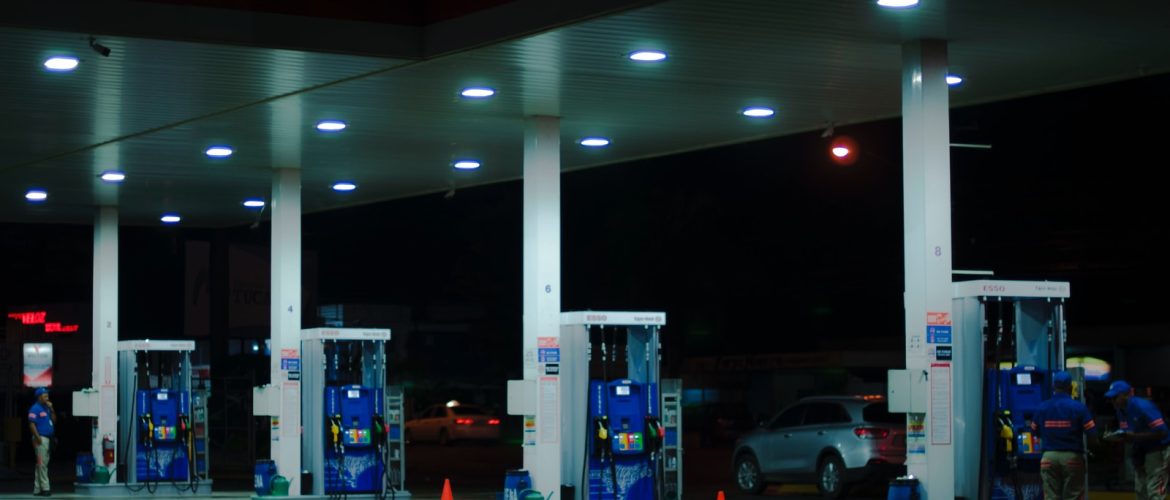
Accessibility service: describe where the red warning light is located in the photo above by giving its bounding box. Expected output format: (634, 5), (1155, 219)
(829, 136), (859, 166)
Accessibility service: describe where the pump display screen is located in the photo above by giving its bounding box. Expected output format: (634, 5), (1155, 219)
(157, 392), (168, 401)
(615, 385), (631, 396)
(347, 389), (361, 398)
(1016, 373), (1033, 385)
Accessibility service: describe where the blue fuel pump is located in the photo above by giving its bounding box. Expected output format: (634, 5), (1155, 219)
(586, 379), (662, 500)
(135, 388), (192, 482)
(984, 366), (1050, 500)
(324, 384), (385, 494)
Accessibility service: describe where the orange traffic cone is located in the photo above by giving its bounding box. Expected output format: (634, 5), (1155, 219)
(716, 490), (726, 500)
(441, 478), (455, 500)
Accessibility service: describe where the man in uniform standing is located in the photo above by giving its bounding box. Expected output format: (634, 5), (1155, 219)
(1032, 371), (1097, 500)
(28, 387), (56, 497)
(1105, 380), (1170, 500)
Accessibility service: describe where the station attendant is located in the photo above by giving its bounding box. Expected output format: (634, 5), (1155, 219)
(1105, 380), (1170, 500)
(28, 387), (56, 497)
(1031, 371), (1097, 500)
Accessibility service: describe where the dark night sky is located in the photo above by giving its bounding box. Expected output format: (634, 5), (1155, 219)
(2, 73), (1168, 378)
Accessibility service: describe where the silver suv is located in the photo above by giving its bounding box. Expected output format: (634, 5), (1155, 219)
(732, 396), (906, 498)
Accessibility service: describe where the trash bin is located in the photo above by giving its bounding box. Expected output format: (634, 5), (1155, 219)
(76, 452), (95, 483)
(504, 469), (531, 500)
(255, 460), (277, 496)
(270, 475), (290, 496)
(888, 476), (920, 500)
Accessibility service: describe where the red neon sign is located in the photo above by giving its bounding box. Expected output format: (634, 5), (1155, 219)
(8, 311), (47, 325)
(6, 311), (79, 334)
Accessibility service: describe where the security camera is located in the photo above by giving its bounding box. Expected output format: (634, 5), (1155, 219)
(89, 37), (111, 57)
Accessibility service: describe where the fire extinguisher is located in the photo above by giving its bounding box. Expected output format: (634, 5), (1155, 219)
(102, 434), (115, 466)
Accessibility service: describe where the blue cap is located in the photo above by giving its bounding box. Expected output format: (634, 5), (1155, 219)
(34, 388), (48, 397)
(1051, 371), (1072, 388)
(1105, 380), (1132, 399)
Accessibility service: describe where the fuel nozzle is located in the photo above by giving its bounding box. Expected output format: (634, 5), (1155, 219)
(997, 410), (1015, 454)
(373, 414), (388, 446)
(329, 415), (342, 452)
(592, 417), (610, 458)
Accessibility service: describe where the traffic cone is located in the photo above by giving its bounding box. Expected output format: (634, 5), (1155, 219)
(441, 478), (455, 500)
(716, 490), (726, 500)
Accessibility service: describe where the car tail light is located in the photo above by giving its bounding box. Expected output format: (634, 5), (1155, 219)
(455, 418), (474, 425)
(854, 427), (890, 439)
(488, 419), (500, 425)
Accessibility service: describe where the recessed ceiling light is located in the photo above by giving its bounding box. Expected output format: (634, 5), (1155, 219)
(332, 182), (357, 192)
(460, 87), (496, 98)
(205, 145), (233, 158)
(99, 171), (125, 183)
(946, 74), (964, 86)
(160, 214), (181, 224)
(741, 107), (776, 118)
(316, 120), (347, 132)
(877, 0), (919, 7)
(243, 198), (266, 208)
(628, 50), (667, 62)
(452, 160), (481, 170)
(25, 189), (48, 202)
(43, 56), (79, 72)
(831, 146), (851, 158)
(579, 138), (611, 147)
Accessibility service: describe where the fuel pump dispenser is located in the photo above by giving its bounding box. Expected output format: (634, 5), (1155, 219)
(509, 311), (681, 500)
(890, 281), (1073, 500)
(950, 281), (1072, 500)
(301, 328), (408, 499)
(112, 340), (210, 496)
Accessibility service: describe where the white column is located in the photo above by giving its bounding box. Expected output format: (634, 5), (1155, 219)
(522, 116), (562, 493)
(91, 206), (119, 476)
(902, 39), (954, 500)
(270, 167), (302, 495)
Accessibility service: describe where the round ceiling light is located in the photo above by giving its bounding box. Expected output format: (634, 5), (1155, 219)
(100, 171), (126, 183)
(460, 87), (496, 98)
(741, 107), (776, 118)
(332, 182), (357, 192)
(243, 198), (266, 208)
(205, 145), (233, 158)
(579, 138), (611, 147)
(946, 74), (964, 86)
(315, 120), (348, 132)
(25, 189), (48, 202)
(876, 0), (919, 7)
(160, 214), (182, 224)
(628, 50), (667, 62)
(453, 160), (481, 170)
(43, 56), (79, 72)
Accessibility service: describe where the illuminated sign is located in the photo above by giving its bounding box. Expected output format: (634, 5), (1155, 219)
(1066, 357), (1111, 381)
(23, 343), (53, 388)
(6, 311), (79, 334)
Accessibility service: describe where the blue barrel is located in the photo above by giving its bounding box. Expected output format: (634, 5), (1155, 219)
(504, 469), (531, 500)
(76, 452), (95, 483)
(888, 476), (920, 500)
(255, 460), (277, 496)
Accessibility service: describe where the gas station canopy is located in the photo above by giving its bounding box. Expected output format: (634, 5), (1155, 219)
(3, 0), (1168, 226)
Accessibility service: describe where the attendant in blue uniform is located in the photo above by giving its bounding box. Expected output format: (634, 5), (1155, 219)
(1104, 380), (1170, 500)
(1031, 371), (1097, 500)
(28, 387), (55, 497)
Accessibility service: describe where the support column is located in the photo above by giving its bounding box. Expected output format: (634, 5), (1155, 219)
(91, 207), (119, 476)
(270, 168), (302, 495)
(902, 39), (954, 500)
(522, 116), (562, 493)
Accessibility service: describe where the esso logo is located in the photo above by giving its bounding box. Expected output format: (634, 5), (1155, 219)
(982, 284), (1006, 293)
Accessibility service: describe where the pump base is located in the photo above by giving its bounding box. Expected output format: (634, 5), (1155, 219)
(74, 480), (213, 496)
(251, 490), (410, 499)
